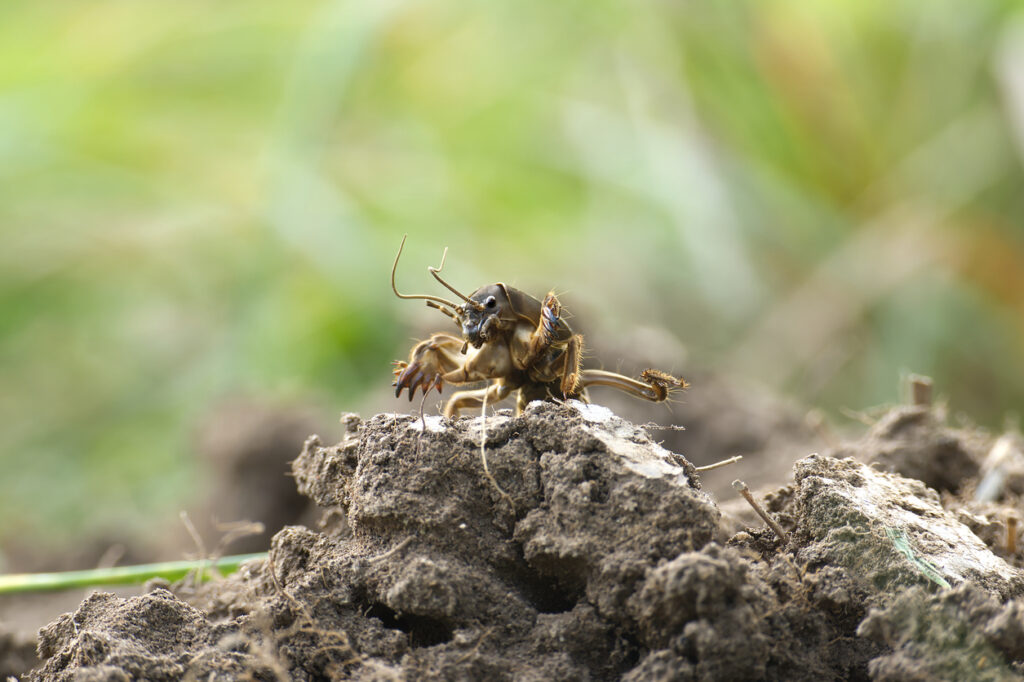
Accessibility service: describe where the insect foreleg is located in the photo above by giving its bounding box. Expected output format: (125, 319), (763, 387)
(521, 292), (563, 367)
(393, 333), (468, 399)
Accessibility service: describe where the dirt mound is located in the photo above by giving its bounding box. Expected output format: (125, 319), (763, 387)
(23, 400), (1024, 680)
(859, 584), (1024, 680)
(34, 590), (250, 681)
(832, 404), (987, 494)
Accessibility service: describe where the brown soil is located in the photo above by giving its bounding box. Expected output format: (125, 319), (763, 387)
(12, 395), (1024, 681)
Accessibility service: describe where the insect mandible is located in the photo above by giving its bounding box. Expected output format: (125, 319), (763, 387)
(391, 236), (687, 417)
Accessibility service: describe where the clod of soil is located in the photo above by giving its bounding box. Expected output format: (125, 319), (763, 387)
(834, 404), (986, 494)
(859, 584), (1024, 680)
(23, 400), (1024, 680)
(34, 590), (250, 681)
(789, 454), (1023, 598)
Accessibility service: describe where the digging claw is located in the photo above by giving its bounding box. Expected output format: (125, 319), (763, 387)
(393, 335), (459, 401)
(540, 293), (561, 339)
(392, 359), (444, 400)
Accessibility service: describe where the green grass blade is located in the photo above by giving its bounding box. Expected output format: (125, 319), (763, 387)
(885, 526), (951, 589)
(0, 552), (267, 595)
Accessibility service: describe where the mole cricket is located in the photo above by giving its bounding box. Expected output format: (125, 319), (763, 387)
(391, 236), (687, 417)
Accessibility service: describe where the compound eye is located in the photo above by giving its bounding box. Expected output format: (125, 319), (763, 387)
(485, 296), (497, 309)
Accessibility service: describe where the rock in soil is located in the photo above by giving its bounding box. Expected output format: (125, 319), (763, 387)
(23, 400), (1024, 680)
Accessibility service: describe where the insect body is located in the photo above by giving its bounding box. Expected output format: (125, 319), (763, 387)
(392, 236), (687, 417)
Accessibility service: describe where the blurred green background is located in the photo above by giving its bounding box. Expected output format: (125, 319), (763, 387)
(3, 0), (1024, 559)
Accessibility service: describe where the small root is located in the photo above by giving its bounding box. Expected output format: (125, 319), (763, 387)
(696, 455), (743, 472)
(480, 387), (515, 512)
(732, 479), (789, 544)
(369, 537), (413, 564)
(179, 511), (210, 588)
(456, 627), (494, 664)
(415, 388), (429, 456)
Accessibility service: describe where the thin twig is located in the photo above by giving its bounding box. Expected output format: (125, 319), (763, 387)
(695, 455), (743, 472)
(268, 551), (312, 624)
(368, 537), (413, 564)
(732, 479), (789, 544)
(180, 511), (207, 558)
(416, 388), (430, 455)
(180, 511), (209, 587)
(839, 406), (877, 426)
(95, 544), (126, 570)
(213, 520), (265, 559)
(805, 409), (840, 450)
(456, 627), (494, 664)
(908, 374), (933, 407)
(1008, 513), (1019, 555)
(479, 386), (514, 511)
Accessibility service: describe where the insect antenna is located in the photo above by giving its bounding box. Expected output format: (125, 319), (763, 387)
(429, 247), (484, 311)
(391, 234), (464, 311)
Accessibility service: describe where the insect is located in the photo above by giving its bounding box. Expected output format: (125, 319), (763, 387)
(391, 236), (687, 417)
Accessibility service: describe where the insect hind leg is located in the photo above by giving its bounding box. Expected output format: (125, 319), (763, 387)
(579, 368), (687, 402)
(560, 333), (584, 398)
